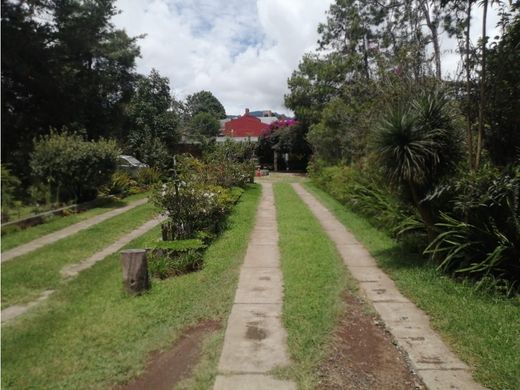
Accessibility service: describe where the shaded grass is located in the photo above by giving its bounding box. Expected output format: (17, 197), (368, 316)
(305, 181), (520, 390)
(1, 192), (149, 252)
(274, 183), (347, 388)
(1, 185), (260, 390)
(1, 202), (156, 308)
(256, 173), (308, 184)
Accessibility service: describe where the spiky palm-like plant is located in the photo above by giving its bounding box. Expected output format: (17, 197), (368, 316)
(375, 89), (462, 239)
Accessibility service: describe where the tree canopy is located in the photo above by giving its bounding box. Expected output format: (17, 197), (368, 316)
(1, 0), (140, 180)
(185, 90), (226, 120)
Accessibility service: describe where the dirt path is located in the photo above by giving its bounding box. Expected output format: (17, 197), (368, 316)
(1, 198), (148, 262)
(116, 320), (220, 390)
(214, 182), (296, 390)
(1, 215), (165, 324)
(292, 183), (486, 390)
(318, 290), (424, 389)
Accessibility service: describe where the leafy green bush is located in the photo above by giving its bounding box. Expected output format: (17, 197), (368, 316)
(152, 180), (238, 240)
(1, 165), (22, 222)
(178, 154), (253, 189)
(148, 250), (203, 279)
(308, 159), (418, 237)
(30, 131), (119, 202)
(136, 167), (162, 188)
(425, 166), (520, 287)
(204, 140), (256, 187)
(146, 239), (206, 279)
(99, 171), (138, 198)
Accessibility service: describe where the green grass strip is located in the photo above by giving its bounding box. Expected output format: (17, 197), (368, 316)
(1, 202), (156, 309)
(274, 183), (347, 388)
(1, 185), (260, 390)
(1, 192), (149, 252)
(304, 181), (520, 390)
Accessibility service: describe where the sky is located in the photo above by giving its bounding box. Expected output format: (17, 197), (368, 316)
(113, 0), (501, 117)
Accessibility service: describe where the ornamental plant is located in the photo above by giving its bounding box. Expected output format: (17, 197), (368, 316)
(30, 131), (119, 202)
(152, 179), (234, 240)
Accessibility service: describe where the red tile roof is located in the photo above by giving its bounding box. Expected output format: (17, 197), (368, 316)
(223, 114), (270, 138)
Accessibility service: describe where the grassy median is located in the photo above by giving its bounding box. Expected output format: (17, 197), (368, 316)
(304, 181), (520, 390)
(1, 185), (260, 390)
(274, 183), (348, 388)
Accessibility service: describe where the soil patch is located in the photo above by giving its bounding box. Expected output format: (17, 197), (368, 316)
(116, 320), (220, 390)
(317, 292), (424, 390)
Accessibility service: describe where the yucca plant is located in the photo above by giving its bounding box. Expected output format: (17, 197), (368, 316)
(374, 88), (462, 240)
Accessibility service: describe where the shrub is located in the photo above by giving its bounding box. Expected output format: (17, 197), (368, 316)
(177, 154), (253, 189)
(1, 165), (22, 222)
(28, 182), (52, 205)
(152, 180), (237, 240)
(30, 131), (119, 202)
(425, 166), (520, 286)
(136, 167), (162, 188)
(99, 171), (137, 198)
(146, 239), (206, 279)
(308, 160), (418, 237)
(147, 249), (203, 279)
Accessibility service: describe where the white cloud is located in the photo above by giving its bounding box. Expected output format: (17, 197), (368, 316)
(113, 0), (333, 116)
(113, 0), (503, 116)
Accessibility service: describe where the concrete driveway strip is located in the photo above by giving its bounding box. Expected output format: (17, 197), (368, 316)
(214, 182), (296, 390)
(292, 183), (487, 390)
(2, 198), (148, 263)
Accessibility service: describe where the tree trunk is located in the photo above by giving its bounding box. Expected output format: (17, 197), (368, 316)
(408, 180), (436, 242)
(466, 0), (474, 170)
(420, 0), (442, 79)
(363, 33), (370, 80)
(121, 249), (150, 294)
(476, 0), (488, 169)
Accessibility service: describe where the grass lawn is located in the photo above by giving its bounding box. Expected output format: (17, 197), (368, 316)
(1, 202), (157, 309)
(305, 182), (520, 390)
(1, 192), (149, 252)
(273, 183), (348, 388)
(1, 185), (260, 390)
(256, 172), (307, 183)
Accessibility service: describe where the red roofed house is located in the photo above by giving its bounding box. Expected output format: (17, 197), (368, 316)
(217, 108), (271, 143)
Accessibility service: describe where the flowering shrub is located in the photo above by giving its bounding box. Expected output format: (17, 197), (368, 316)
(177, 154), (253, 188)
(152, 180), (239, 240)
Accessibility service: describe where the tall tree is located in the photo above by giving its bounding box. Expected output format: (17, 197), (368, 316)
(418, 0), (443, 78)
(188, 112), (220, 140)
(2, 0), (58, 181)
(285, 53), (353, 128)
(485, 9), (520, 165)
(317, 0), (373, 79)
(475, 0), (489, 169)
(127, 69), (178, 166)
(1, 0), (140, 180)
(185, 90), (226, 119)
